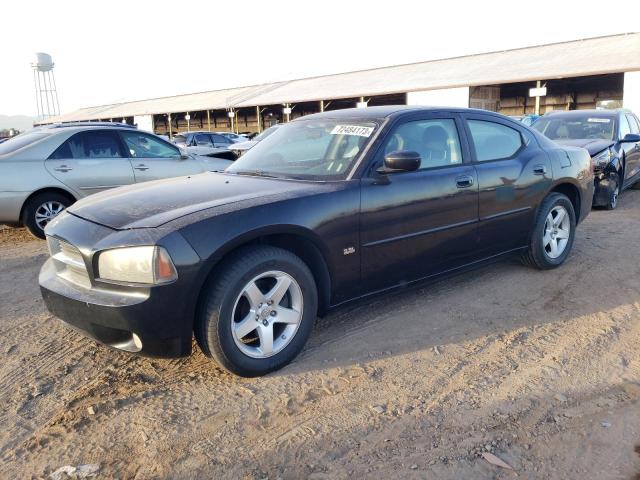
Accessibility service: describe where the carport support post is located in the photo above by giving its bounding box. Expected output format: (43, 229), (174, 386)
(320, 100), (324, 112)
(207, 110), (211, 131)
(256, 106), (261, 133)
(535, 80), (541, 116)
(167, 113), (172, 138)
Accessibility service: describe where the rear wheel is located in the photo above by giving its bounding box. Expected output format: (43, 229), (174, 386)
(22, 192), (72, 239)
(521, 192), (576, 270)
(196, 245), (318, 377)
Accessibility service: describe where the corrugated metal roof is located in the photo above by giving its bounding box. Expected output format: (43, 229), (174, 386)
(39, 33), (640, 124)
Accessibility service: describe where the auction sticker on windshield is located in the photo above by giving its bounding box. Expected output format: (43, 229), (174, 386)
(330, 125), (374, 137)
(587, 118), (611, 123)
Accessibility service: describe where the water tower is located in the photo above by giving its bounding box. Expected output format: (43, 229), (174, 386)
(31, 52), (61, 120)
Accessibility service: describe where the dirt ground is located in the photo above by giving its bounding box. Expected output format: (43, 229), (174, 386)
(1, 192), (639, 480)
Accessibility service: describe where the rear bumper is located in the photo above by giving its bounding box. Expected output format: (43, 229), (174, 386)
(40, 258), (192, 357)
(0, 191), (30, 225)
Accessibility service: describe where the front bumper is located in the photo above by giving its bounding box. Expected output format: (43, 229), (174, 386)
(592, 169), (617, 207)
(38, 211), (203, 358)
(40, 259), (191, 357)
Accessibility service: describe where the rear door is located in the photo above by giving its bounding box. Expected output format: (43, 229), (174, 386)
(45, 129), (135, 196)
(462, 114), (552, 256)
(118, 130), (205, 182)
(621, 113), (640, 185)
(360, 113), (479, 292)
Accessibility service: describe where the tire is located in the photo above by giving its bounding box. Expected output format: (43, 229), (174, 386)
(22, 192), (73, 239)
(521, 192), (576, 270)
(604, 180), (619, 210)
(196, 245), (318, 377)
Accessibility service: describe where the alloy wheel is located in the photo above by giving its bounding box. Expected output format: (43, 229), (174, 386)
(543, 205), (571, 259)
(231, 271), (303, 358)
(34, 201), (66, 231)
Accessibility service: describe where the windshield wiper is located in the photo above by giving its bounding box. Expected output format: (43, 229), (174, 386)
(231, 170), (282, 179)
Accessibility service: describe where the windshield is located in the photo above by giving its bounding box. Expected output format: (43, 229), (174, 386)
(253, 124), (282, 142)
(533, 114), (615, 140)
(226, 119), (378, 180)
(0, 131), (50, 155)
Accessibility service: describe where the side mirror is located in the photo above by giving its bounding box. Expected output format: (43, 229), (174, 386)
(621, 133), (640, 143)
(377, 150), (421, 174)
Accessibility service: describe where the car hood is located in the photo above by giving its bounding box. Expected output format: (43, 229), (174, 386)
(67, 172), (318, 230)
(553, 138), (613, 156)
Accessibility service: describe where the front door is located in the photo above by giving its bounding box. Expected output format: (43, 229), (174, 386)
(45, 129), (135, 197)
(462, 114), (552, 256)
(360, 114), (479, 293)
(118, 130), (205, 182)
(621, 113), (640, 186)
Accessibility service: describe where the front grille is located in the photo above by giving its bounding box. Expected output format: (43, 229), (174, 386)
(47, 236), (91, 289)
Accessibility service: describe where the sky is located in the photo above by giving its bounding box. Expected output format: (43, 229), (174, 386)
(1, 0), (639, 117)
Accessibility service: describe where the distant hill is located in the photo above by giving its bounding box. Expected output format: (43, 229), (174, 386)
(0, 115), (37, 132)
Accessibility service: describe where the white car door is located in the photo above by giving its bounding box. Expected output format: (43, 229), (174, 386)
(119, 130), (206, 182)
(45, 130), (136, 197)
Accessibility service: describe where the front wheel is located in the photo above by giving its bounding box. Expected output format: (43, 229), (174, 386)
(521, 192), (576, 270)
(22, 192), (72, 239)
(604, 183), (619, 210)
(196, 245), (318, 377)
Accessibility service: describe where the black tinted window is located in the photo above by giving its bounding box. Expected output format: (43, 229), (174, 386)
(194, 133), (213, 146)
(50, 131), (124, 159)
(467, 120), (523, 161)
(211, 134), (230, 144)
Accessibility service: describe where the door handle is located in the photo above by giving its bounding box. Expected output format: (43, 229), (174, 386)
(53, 165), (72, 172)
(455, 175), (474, 188)
(533, 165), (547, 175)
(134, 164), (149, 171)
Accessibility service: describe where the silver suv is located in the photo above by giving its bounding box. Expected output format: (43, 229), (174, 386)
(0, 123), (233, 238)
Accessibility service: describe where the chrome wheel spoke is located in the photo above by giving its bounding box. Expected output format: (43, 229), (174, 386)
(234, 313), (258, 339)
(556, 228), (570, 240)
(266, 275), (292, 305)
(553, 208), (566, 226)
(243, 281), (265, 309)
(257, 324), (274, 355)
(273, 306), (301, 325)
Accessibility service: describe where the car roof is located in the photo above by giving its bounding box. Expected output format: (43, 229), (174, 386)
(542, 109), (630, 117)
(298, 105), (512, 121)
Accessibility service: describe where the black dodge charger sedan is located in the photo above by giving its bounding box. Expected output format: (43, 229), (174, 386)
(533, 109), (640, 210)
(40, 106), (594, 377)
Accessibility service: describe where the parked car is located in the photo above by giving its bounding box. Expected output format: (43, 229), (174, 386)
(229, 124), (283, 156)
(0, 122), (233, 238)
(39, 106), (593, 377)
(533, 109), (640, 209)
(509, 114), (540, 126)
(171, 131), (234, 157)
(215, 132), (248, 143)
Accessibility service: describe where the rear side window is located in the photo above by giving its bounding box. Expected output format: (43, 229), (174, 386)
(120, 131), (180, 159)
(194, 133), (213, 146)
(467, 120), (523, 161)
(212, 134), (231, 144)
(173, 134), (187, 145)
(49, 131), (124, 159)
(625, 114), (640, 134)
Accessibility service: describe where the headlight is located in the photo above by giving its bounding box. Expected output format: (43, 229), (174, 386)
(97, 246), (177, 285)
(592, 148), (613, 167)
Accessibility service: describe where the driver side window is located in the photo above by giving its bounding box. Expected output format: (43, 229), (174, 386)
(378, 119), (463, 170)
(120, 131), (180, 159)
